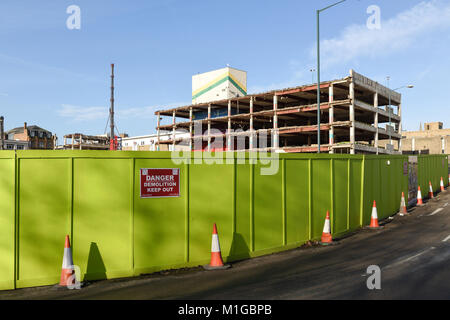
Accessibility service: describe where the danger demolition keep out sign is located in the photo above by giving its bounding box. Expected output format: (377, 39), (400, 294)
(140, 168), (180, 198)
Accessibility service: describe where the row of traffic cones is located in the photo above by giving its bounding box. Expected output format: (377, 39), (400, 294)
(59, 224), (231, 287)
(319, 200), (383, 245)
(416, 176), (448, 206)
(320, 176), (450, 245)
(59, 175), (450, 283)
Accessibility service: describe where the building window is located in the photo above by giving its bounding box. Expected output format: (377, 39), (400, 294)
(39, 142), (44, 148)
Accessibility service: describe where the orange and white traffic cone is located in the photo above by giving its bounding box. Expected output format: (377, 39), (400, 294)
(204, 224), (230, 270)
(417, 186), (424, 206)
(428, 181), (434, 199)
(399, 192), (408, 216)
(440, 177), (446, 192)
(60, 235), (75, 287)
(320, 211), (333, 245)
(368, 200), (383, 229)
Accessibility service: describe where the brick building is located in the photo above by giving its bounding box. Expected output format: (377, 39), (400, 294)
(6, 122), (55, 150)
(400, 122), (450, 154)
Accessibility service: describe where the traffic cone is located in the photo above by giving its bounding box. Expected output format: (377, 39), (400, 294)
(399, 192), (408, 216)
(417, 186), (424, 206)
(203, 224), (230, 270)
(320, 211), (333, 245)
(60, 235), (75, 287)
(428, 181), (434, 199)
(368, 200), (383, 229)
(440, 177), (446, 192)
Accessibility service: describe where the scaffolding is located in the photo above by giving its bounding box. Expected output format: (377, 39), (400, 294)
(63, 133), (110, 150)
(154, 70), (402, 154)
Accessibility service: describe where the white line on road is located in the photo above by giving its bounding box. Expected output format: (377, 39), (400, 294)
(428, 208), (443, 216)
(443, 235), (450, 242)
(384, 247), (436, 270)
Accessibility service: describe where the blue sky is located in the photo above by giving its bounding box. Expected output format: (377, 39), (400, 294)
(1, 0), (450, 142)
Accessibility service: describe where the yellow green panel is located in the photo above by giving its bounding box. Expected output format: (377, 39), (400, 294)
(253, 162), (283, 251)
(188, 163), (234, 262)
(73, 158), (132, 281)
(0, 157), (15, 290)
(17, 159), (71, 287)
(133, 159), (186, 271)
(285, 159), (310, 244)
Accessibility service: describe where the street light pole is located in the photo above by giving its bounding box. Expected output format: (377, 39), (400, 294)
(316, 0), (346, 153)
(387, 76), (391, 145)
(387, 78), (414, 145)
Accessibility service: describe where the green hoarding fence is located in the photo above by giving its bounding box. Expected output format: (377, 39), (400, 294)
(417, 154), (449, 195)
(0, 151), (447, 290)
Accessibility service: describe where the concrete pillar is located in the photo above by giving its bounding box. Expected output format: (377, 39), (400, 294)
(329, 85), (334, 153)
(0, 116), (4, 150)
(157, 112), (161, 151)
(398, 102), (402, 152)
(189, 107), (193, 151)
(272, 95), (279, 150)
(227, 100), (231, 151)
(374, 92), (379, 155)
(172, 111), (176, 151)
(349, 80), (355, 154)
(249, 97), (254, 150)
(207, 104), (211, 151)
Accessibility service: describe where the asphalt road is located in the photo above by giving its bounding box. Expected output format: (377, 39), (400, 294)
(1, 190), (449, 300)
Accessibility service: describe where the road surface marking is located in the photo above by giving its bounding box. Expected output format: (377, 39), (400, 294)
(384, 247), (435, 269)
(428, 208), (443, 216)
(443, 235), (450, 242)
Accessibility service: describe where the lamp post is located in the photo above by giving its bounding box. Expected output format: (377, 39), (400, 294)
(316, 0), (346, 153)
(387, 78), (414, 144)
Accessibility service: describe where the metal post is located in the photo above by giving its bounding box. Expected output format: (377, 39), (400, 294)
(316, 10), (321, 153)
(398, 102), (402, 152)
(189, 107), (193, 151)
(0, 116), (4, 150)
(387, 76), (392, 145)
(156, 112), (160, 151)
(328, 85), (334, 153)
(249, 97), (254, 150)
(227, 100), (231, 151)
(374, 92), (379, 155)
(273, 95), (279, 150)
(172, 111), (176, 151)
(110, 64), (115, 149)
(349, 77), (355, 154)
(316, 0), (346, 153)
(207, 104), (211, 151)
